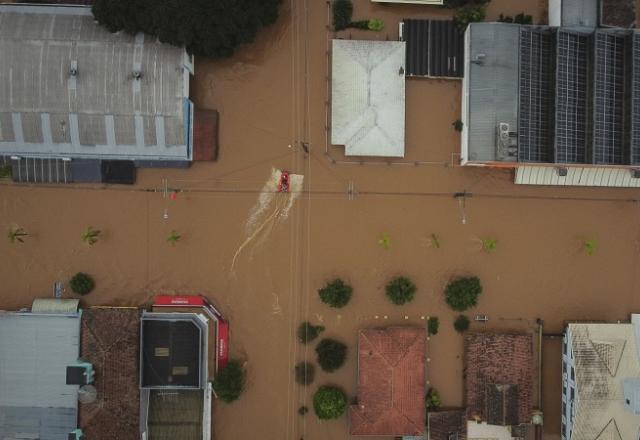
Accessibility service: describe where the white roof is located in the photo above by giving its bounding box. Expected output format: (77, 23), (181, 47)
(331, 39), (406, 157)
(567, 320), (640, 440)
(0, 5), (193, 161)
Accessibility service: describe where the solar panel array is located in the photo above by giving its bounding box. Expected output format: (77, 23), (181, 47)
(519, 28), (556, 163)
(516, 27), (640, 165)
(555, 30), (590, 164)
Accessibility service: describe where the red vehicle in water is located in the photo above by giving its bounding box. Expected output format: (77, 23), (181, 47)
(278, 170), (290, 193)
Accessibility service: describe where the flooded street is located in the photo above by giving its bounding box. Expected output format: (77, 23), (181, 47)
(1, 0), (640, 439)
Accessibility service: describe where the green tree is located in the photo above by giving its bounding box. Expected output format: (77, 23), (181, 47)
(445, 276), (482, 311)
(332, 0), (353, 31)
(385, 276), (417, 305)
(454, 315), (471, 333)
(427, 317), (439, 336)
(318, 279), (353, 308)
(297, 322), (325, 344)
(294, 362), (315, 385)
(425, 387), (442, 411)
(70, 272), (95, 295)
(313, 386), (347, 419)
(81, 226), (101, 246)
(7, 226), (28, 244)
(92, 0), (282, 58)
(213, 360), (246, 403)
(453, 3), (487, 29)
(315, 338), (347, 372)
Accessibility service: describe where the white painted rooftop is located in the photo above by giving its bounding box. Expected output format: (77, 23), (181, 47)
(331, 39), (406, 157)
(0, 5), (193, 161)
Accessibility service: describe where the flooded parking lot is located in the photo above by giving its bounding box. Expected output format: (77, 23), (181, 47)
(1, 0), (640, 439)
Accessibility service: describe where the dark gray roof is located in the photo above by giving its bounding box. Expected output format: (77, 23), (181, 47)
(0, 5), (193, 162)
(401, 19), (464, 78)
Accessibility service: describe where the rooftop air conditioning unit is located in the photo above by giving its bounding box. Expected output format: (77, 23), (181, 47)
(495, 122), (517, 160)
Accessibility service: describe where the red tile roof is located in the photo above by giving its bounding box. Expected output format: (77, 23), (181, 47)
(464, 332), (534, 426)
(350, 327), (426, 436)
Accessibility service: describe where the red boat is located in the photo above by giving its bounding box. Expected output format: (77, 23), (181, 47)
(278, 170), (290, 193)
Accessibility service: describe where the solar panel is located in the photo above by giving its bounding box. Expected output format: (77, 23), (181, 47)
(592, 31), (629, 165)
(632, 33), (640, 165)
(519, 27), (556, 163)
(555, 30), (591, 164)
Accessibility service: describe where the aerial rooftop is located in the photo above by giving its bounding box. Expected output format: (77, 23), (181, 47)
(350, 327), (425, 436)
(0, 4), (194, 162)
(331, 39), (406, 158)
(0, 311), (81, 439)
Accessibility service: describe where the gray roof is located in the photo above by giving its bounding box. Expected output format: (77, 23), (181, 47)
(562, 0), (598, 27)
(0, 312), (81, 439)
(0, 5), (193, 162)
(463, 23), (520, 163)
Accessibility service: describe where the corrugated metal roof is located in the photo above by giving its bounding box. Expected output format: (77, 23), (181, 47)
(464, 23), (520, 162)
(32, 298), (79, 313)
(331, 39), (406, 157)
(0, 5), (192, 162)
(515, 165), (640, 187)
(0, 312), (81, 439)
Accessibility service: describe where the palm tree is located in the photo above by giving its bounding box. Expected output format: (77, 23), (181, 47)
(8, 226), (28, 244)
(81, 226), (101, 245)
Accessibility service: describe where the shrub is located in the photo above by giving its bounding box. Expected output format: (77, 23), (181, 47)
(315, 338), (347, 372)
(213, 360), (245, 403)
(297, 322), (325, 344)
(0, 165), (11, 179)
(368, 19), (384, 31)
(332, 0), (353, 31)
(497, 13), (514, 23)
(453, 4), (487, 30)
(7, 226), (28, 244)
(318, 279), (353, 308)
(514, 13), (533, 24)
(349, 20), (369, 29)
(92, 0), (282, 58)
(482, 238), (497, 253)
(427, 317), (439, 336)
(584, 239), (598, 256)
(69, 272), (95, 295)
(454, 315), (470, 333)
(453, 119), (464, 132)
(378, 232), (391, 249)
(444, 0), (490, 8)
(81, 226), (101, 245)
(445, 276), (482, 311)
(167, 230), (181, 245)
(385, 276), (416, 305)
(295, 362), (315, 385)
(298, 405), (308, 415)
(313, 386), (347, 419)
(425, 387), (442, 411)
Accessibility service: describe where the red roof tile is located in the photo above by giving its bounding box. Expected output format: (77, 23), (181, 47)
(464, 332), (534, 426)
(350, 327), (426, 436)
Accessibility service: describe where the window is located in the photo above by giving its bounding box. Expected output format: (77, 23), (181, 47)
(571, 366), (575, 381)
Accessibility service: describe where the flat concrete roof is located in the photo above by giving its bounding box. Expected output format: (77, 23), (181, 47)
(0, 5), (193, 161)
(331, 39), (406, 157)
(0, 312), (81, 439)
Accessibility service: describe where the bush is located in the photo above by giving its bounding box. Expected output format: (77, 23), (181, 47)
(315, 338), (347, 372)
(297, 322), (325, 344)
(313, 386), (347, 419)
(318, 279), (353, 308)
(92, 0), (282, 58)
(443, 0), (490, 8)
(425, 387), (442, 411)
(445, 276), (482, 311)
(453, 119), (464, 132)
(454, 315), (470, 333)
(298, 405), (308, 415)
(385, 276), (416, 305)
(0, 165), (11, 179)
(213, 360), (245, 403)
(69, 272), (95, 295)
(295, 362), (315, 385)
(332, 0), (353, 31)
(514, 13), (533, 24)
(427, 317), (439, 336)
(367, 19), (384, 31)
(453, 4), (487, 30)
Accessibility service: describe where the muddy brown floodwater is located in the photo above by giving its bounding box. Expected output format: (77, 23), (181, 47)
(1, 0), (639, 439)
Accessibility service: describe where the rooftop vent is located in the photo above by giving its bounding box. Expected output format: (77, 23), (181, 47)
(631, 169), (640, 179)
(495, 122), (517, 160)
(69, 61), (78, 77)
(132, 70), (143, 80)
(557, 167), (568, 177)
(471, 53), (486, 65)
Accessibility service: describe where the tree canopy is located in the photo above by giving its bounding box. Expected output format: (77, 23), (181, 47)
(92, 0), (282, 58)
